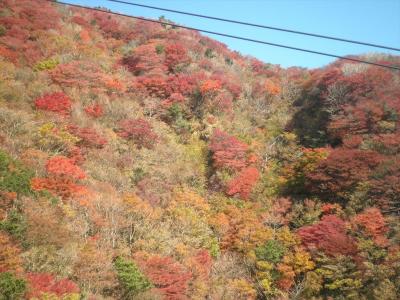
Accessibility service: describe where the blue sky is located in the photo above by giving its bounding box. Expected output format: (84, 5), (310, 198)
(62, 0), (400, 69)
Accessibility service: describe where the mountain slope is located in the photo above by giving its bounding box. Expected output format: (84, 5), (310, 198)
(0, 1), (399, 299)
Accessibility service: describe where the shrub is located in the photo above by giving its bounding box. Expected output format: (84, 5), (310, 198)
(31, 156), (87, 200)
(0, 210), (27, 242)
(0, 272), (26, 300)
(0, 231), (23, 273)
(84, 103), (104, 118)
(45, 156), (86, 180)
(0, 149), (34, 196)
(352, 208), (388, 246)
(0, 25), (6, 36)
(35, 123), (80, 152)
(33, 58), (59, 72)
(34, 92), (72, 115)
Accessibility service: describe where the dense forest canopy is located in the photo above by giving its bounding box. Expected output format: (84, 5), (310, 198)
(0, 0), (399, 299)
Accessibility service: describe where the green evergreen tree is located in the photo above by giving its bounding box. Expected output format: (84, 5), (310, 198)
(114, 257), (152, 298)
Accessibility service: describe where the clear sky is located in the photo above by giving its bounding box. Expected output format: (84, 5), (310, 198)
(62, 0), (400, 69)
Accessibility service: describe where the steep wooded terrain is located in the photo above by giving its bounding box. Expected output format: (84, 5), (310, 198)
(0, 1), (400, 299)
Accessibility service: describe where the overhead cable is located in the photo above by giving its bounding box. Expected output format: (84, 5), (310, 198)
(47, 0), (400, 71)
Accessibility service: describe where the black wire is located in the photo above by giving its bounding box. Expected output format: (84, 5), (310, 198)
(107, 0), (400, 52)
(47, 0), (400, 71)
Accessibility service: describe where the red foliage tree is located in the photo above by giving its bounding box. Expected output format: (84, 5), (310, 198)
(131, 19), (166, 43)
(352, 207), (388, 247)
(34, 92), (72, 115)
(209, 129), (248, 171)
(166, 73), (204, 96)
(164, 43), (190, 72)
(50, 61), (107, 90)
(90, 11), (121, 39)
(297, 214), (357, 256)
(306, 149), (383, 201)
(135, 75), (170, 98)
(117, 118), (158, 149)
(134, 253), (192, 300)
(26, 273), (79, 298)
(329, 99), (386, 139)
(122, 42), (166, 75)
(368, 161), (400, 214)
(226, 167), (260, 200)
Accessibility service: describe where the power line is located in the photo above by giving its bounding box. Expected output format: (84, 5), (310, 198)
(47, 0), (400, 71)
(107, 0), (400, 52)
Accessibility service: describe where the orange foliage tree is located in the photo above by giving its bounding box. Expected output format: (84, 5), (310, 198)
(352, 207), (389, 247)
(31, 156), (87, 200)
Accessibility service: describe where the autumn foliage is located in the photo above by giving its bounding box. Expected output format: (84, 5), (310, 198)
(134, 253), (192, 300)
(31, 156), (87, 200)
(45, 156), (86, 180)
(352, 208), (388, 246)
(26, 273), (79, 298)
(117, 118), (158, 149)
(298, 215), (357, 256)
(34, 92), (72, 115)
(306, 149), (383, 201)
(226, 167), (260, 200)
(164, 43), (190, 72)
(209, 129), (248, 171)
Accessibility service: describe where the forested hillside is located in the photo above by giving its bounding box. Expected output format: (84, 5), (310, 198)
(0, 1), (399, 299)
